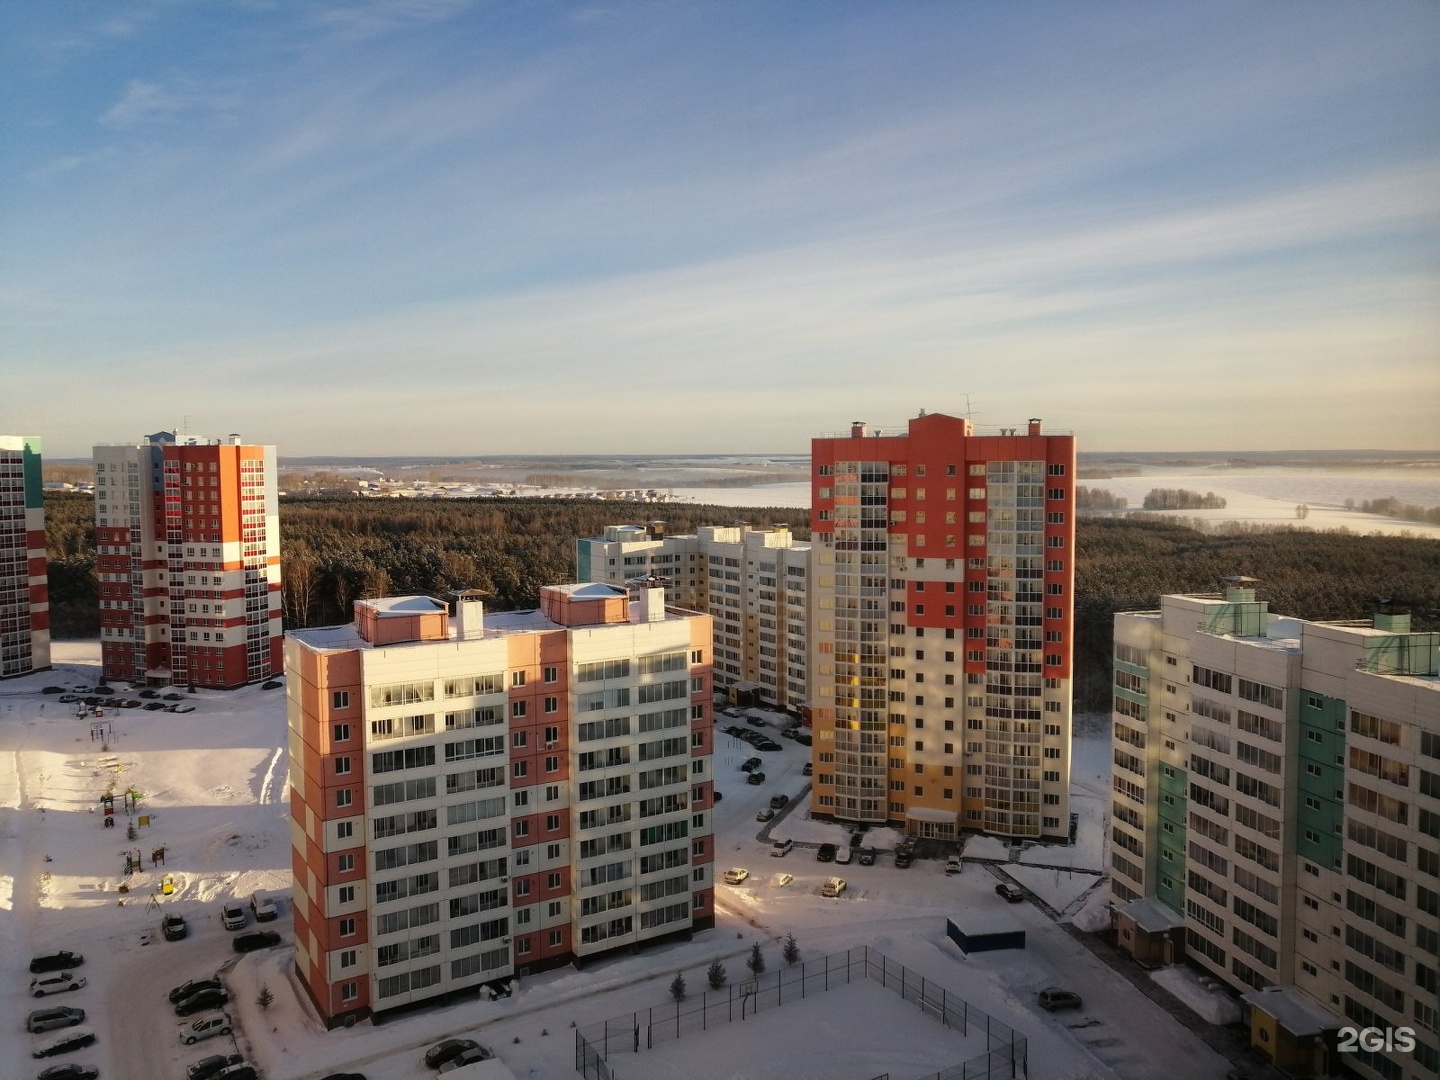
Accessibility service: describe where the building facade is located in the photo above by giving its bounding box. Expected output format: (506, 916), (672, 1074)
(94, 432), (281, 688)
(287, 583), (716, 1026)
(0, 435), (49, 679)
(809, 413), (1077, 843)
(577, 522), (811, 712)
(1111, 586), (1439, 1080)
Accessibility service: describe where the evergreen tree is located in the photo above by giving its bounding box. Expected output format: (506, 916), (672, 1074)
(707, 958), (727, 990)
(256, 984), (274, 1010)
(669, 972), (687, 1002)
(747, 942), (766, 976)
(782, 932), (800, 966)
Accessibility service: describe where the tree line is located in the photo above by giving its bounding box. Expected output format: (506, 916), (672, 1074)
(41, 493), (1438, 711)
(1141, 488), (1227, 510)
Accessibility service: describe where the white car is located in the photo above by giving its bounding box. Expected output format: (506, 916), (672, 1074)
(179, 1012), (232, 1045)
(30, 972), (86, 997)
(722, 868), (750, 885)
(821, 877), (847, 898)
(221, 901), (246, 930)
(770, 838), (793, 857)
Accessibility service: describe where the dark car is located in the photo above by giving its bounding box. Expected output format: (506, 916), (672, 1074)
(163, 914), (189, 940)
(139, 689), (160, 698)
(424, 1038), (481, 1069)
(168, 978), (222, 1004)
(94, 685), (114, 694)
(724, 725), (745, 737)
(894, 848), (913, 868)
(43, 686), (66, 695)
(214, 1066), (258, 1080)
(769, 794), (789, 810)
(144, 701), (167, 710)
(816, 843), (837, 862)
(438, 1045), (494, 1073)
(755, 740), (782, 752)
(164, 692), (184, 700)
(740, 757), (763, 773)
(33, 1028), (97, 1058)
(802, 762), (813, 776)
(37, 1066), (99, 1080)
(261, 679), (284, 690)
(745, 771), (765, 785)
(781, 727), (797, 740)
(995, 882), (1025, 903)
(319, 1074), (367, 1080)
(745, 715), (766, 727)
(29, 951), (84, 975)
(233, 930), (282, 953)
(1038, 988), (1083, 1011)
(187, 1055), (243, 1080)
(121, 699), (142, 708)
(858, 846), (877, 866)
(175, 988), (229, 1016)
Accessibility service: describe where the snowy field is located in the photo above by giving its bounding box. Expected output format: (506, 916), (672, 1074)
(664, 466), (1440, 539)
(0, 643), (1238, 1080)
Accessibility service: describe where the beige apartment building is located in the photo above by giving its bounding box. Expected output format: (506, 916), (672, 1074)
(577, 522), (811, 713)
(287, 582), (716, 1026)
(1111, 584), (1438, 1080)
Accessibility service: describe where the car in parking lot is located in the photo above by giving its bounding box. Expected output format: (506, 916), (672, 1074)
(37, 1065), (99, 1080)
(27, 1006), (86, 1033)
(319, 1074), (367, 1080)
(754, 739), (782, 751)
(770, 838), (793, 857)
(121, 698), (143, 708)
(175, 988), (229, 1016)
(139, 689), (160, 698)
(945, 855), (962, 874)
(755, 807), (774, 822)
(213, 1064), (258, 1080)
(780, 727), (796, 740)
(144, 701), (168, 710)
(857, 846), (876, 866)
(233, 929), (282, 953)
(834, 845), (851, 865)
(802, 762), (813, 775)
(169, 978), (222, 1004)
(722, 868), (750, 885)
(746, 715), (766, 727)
(769, 794), (789, 810)
(30, 951), (84, 974)
(32, 1028), (97, 1058)
(424, 1038), (482, 1069)
(179, 1012), (232, 1045)
(59, 694), (81, 704)
(816, 843), (837, 862)
(745, 771), (765, 785)
(221, 901), (247, 930)
(740, 757), (762, 773)
(31, 973), (86, 997)
(164, 692), (184, 700)
(163, 914), (189, 940)
(1038, 988), (1083, 1011)
(438, 1046), (494, 1073)
(187, 1054), (244, 1080)
(821, 877), (847, 898)
(169, 703), (197, 713)
(995, 882), (1025, 903)
(261, 679), (284, 690)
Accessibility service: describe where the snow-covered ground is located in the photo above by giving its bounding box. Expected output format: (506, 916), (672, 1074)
(0, 645), (1237, 1080)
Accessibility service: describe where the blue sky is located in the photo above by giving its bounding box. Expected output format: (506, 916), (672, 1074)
(3, 2), (1437, 457)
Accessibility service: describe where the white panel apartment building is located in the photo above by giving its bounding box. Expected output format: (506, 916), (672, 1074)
(577, 523), (811, 713)
(1111, 585), (1439, 1080)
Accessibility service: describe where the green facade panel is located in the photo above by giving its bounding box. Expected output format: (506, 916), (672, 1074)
(23, 437), (43, 509)
(1298, 690), (1346, 870)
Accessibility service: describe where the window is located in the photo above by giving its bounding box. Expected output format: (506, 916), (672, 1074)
(333, 723), (350, 743)
(341, 982), (358, 1002)
(544, 697), (558, 713)
(336, 788), (353, 808)
(338, 886), (355, 904)
(337, 821), (353, 840)
(339, 949), (357, 969)
(339, 917), (356, 937)
(512, 671), (526, 687)
(546, 814), (561, 832)
(543, 666), (558, 682)
(511, 701), (527, 718)
(338, 853), (355, 873)
(334, 756), (351, 775)
(333, 691), (350, 709)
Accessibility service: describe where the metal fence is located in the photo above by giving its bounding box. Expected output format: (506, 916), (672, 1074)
(573, 945), (1026, 1080)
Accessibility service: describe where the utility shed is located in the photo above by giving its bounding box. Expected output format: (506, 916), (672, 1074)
(946, 913), (1025, 954)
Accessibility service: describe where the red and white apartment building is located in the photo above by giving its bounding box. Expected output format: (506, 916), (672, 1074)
(286, 582), (715, 1025)
(93, 432), (282, 688)
(0, 435), (49, 679)
(809, 413), (1077, 842)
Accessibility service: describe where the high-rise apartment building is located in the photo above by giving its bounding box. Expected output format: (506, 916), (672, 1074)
(286, 583), (715, 1026)
(1111, 586), (1439, 1080)
(0, 435), (49, 679)
(577, 522), (811, 712)
(93, 432), (281, 688)
(809, 414), (1076, 842)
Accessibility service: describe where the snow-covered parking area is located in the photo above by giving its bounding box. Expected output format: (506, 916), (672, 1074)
(1, 645), (1232, 1080)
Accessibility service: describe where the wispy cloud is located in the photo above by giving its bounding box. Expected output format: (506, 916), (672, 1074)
(99, 80), (186, 129)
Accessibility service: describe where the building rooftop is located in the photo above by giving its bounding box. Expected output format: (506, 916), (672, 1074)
(1241, 986), (1339, 1036)
(1114, 896), (1185, 934)
(359, 596), (448, 616)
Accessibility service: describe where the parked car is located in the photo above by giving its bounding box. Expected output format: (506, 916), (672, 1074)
(834, 845), (852, 865)
(144, 701), (168, 711)
(42, 686), (66, 694)
(163, 914), (189, 940)
(995, 882), (1025, 903)
(754, 739), (782, 752)
(945, 855), (962, 875)
(437, 1046), (494, 1073)
(232, 930), (281, 953)
(213, 1065), (258, 1080)
(30, 973), (86, 998)
(168, 978), (222, 1004)
(1038, 988), (1083, 1011)
(168, 703), (197, 714)
(722, 868), (750, 885)
(221, 902), (247, 931)
(121, 699), (142, 708)
(780, 727), (796, 740)
(746, 715), (766, 728)
(187, 1055), (243, 1080)
(770, 838), (793, 857)
(320, 1074), (367, 1080)
(179, 1013), (232, 1045)
(424, 1039), (482, 1069)
(29, 952), (84, 975)
(894, 848), (913, 868)
(163, 693), (184, 701)
(769, 794), (789, 810)
(175, 988), (229, 1016)
(857, 846), (877, 866)
(755, 807), (774, 822)
(250, 890), (278, 921)
(816, 843), (837, 863)
(58, 694), (81, 704)
(32, 1028), (97, 1058)
(739, 757), (763, 773)
(802, 762), (813, 776)
(821, 877), (847, 897)
(745, 771), (765, 785)
(36, 1065), (99, 1080)
(261, 679), (284, 690)
(793, 730), (812, 746)
(724, 725), (745, 737)
(27, 1006), (86, 1034)
(139, 689), (160, 699)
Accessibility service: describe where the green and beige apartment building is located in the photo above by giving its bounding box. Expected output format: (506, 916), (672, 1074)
(1111, 584), (1439, 1080)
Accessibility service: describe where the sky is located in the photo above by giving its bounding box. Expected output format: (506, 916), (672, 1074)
(3, 1), (1438, 458)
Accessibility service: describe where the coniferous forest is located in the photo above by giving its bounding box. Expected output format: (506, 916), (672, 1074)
(43, 493), (1439, 712)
